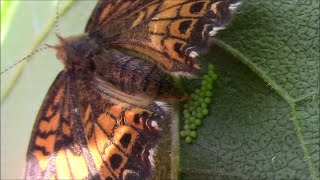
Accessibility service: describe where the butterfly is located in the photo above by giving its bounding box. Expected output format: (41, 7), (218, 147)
(24, 0), (241, 179)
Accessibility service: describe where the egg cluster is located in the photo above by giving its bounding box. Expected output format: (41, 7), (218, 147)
(180, 64), (217, 143)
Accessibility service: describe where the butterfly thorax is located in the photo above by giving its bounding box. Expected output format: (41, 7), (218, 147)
(53, 34), (100, 72)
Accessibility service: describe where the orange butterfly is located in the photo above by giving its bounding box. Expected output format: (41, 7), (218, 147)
(24, 0), (241, 179)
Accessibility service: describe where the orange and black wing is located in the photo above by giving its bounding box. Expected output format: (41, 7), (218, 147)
(85, 0), (144, 33)
(25, 72), (100, 179)
(71, 73), (164, 180)
(86, 0), (241, 75)
(25, 71), (164, 180)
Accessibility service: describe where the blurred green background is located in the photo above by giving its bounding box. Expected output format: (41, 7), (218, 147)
(1, 1), (96, 178)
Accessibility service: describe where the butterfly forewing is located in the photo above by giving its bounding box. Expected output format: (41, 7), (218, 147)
(86, 0), (241, 75)
(85, 0), (144, 33)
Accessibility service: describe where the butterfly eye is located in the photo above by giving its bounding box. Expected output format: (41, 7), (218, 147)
(45, 43), (67, 63)
(56, 50), (67, 63)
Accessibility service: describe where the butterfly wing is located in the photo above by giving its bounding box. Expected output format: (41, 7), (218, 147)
(85, 0), (146, 33)
(25, 72), (100, 179)
(73, 75), (163, 179)
(25, 71), (163, 180)
(86, 0), (241, 75)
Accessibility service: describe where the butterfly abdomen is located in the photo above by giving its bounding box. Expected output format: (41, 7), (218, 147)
(93, 49), (186, 102)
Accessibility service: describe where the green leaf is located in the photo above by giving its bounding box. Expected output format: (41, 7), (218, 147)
(1, 1), (20, 46)
(1, 1), (318, 180)
(180, 1), (319, 179)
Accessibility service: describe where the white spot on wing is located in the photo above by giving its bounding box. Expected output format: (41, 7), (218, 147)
(209, 27), (226, 36)
(151, 121), (159, 129)
(229, 2), (242, 11)
(149, 148), (157, 167)
(193, 64), (200, 70)
(189, 51), (199, 58)
(171, 71), (196, 79)
(155, 101), (170, 113)
(202, 24), (212, 39)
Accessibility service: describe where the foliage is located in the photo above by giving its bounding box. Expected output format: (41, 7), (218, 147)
(1, 1), (318, 179)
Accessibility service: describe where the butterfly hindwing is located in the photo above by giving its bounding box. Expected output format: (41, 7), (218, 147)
(74, 69), (162, 180)
(25, 72), (98, 179)
(86, 0), (241, 75)
(25, 70), (163, 179)
(25, 72), (67, 179)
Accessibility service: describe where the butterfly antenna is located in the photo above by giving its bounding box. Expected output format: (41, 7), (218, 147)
(1, 1), (63, 75)
(54, 0), (61, 36)
(0, 46), (50, 75)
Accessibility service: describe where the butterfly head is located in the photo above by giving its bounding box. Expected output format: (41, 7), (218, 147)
(47, 33), (99, 72)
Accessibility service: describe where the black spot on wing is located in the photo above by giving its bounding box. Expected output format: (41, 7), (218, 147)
(190, 2), (205, 14)
(174, 42), (184, 58)
(178, 20), (192, 34)
(133, 114), (140, 124)
(105, 177), (113, 180)
(120, 133), (132, 149)
(110, 153), (122, 170)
